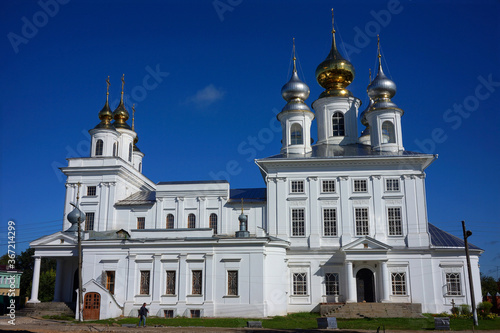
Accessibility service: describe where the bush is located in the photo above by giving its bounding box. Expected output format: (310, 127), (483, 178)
(459, 304), (471, 316)
(477, 301), (493, 319)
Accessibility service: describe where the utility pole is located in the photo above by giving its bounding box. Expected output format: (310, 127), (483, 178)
(67, 183), (84, 322)
(462, 220), (478, 327)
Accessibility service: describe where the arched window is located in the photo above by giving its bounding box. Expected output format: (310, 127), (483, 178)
(112, 142), (117, 157)
(128, 143), (132, 162)
(95, 139), (103, 156)
(290, 123), (303, 145)
(166, 214), (174, 229)
(188, 213), (196, 228)
(139, 162), (142, 173)
(382, 121), (396, 143)
(209, 213), (218, 234)
(332, 112), (345, 136)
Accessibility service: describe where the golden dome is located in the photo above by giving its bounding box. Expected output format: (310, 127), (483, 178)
(112, 74), (132, 130)
(315, 10), (355, 98)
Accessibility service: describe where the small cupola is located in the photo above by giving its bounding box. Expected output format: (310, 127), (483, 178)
(364, 36), (404, 152)
(112, 74), (132, 130)
(277, 38), (314, 155)
(89, 77), (119, 158)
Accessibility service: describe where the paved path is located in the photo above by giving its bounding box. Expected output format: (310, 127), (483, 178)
(0, 316), (498, 333)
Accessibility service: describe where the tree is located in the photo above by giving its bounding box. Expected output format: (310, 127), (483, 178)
(480, 273), (499, 297)
(1, 248), (57, 302)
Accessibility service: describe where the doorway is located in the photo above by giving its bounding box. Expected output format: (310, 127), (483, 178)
(356, 268), (375, 302)
(83, 292), (100, 320)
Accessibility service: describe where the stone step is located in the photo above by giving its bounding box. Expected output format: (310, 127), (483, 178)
(321, 302), (423, 318)
(17, 302), (75, 317)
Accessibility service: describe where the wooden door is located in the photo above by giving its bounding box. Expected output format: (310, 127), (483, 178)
(83, 292), (100, 320)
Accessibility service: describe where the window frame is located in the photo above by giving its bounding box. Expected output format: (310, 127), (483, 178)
(84, 212), (95, 231)
(325, 272), (340, 296)
(137, 217), (145, 230)
(292, 272), (308, 296)
(331, 112), (345, 137)
(391, 272), (407, 295)
(290, 180), (305, 194)
(353, 179), (368, 193)
(188, 213), (196, 229)
(291, 208), (305, 237)
(106, 271), (115, 295)
(86, 186), (97, 196)
(192, 270), (203, 295)
(385, 178), (400, 192)
(166, 214), (174, 229)
(227, 270), (238, 296)
(445, 272), (462, 296)
(290, 123), (303, 145)
(166, 270), (176, 295)
(95, 139), (104, 156)
(209, 213), (218, 234)
(139, 270), (150, 295)
(321, 179), (336, 193)
(387, 207), (403, 236)
(323, 208), (337, 237)
(355, 207), (369, 236)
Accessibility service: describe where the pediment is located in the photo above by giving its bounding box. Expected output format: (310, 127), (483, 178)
(30, 231), (77, 246)
(341, 236), (392, 252)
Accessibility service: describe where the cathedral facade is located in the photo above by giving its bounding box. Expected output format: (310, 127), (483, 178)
(29, 22), (482, 320)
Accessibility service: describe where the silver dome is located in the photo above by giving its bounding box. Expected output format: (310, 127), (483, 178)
(367, 64), (396, 100)
(282, 70), (310, 102)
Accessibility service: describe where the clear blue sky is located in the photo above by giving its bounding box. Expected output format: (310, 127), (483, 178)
(1, 0), (499, 279)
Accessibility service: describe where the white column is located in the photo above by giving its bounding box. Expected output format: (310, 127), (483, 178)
(345, 261), (356, 303)
(307, 177), (320, 249)
(178, 254), (187, 305)
(28, 256), (41, 303)
(53, 259), (63, 302)
(380, 261), (390, 302)
(151, 254), (161, 305)
(204, 254), (214, 302)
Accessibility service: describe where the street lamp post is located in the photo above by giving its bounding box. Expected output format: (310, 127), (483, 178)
(67, 183), (85, 322)
(462, 220), (478, 327)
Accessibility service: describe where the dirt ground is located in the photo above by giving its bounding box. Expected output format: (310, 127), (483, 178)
(0, 316), (498, 333)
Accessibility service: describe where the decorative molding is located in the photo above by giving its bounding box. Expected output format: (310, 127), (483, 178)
(338, 176), (349, 181)
(289, 200), (306, 207)
(307, 176), (318, 181)
(352, 200), (369, 205)
(175, 197), (184, 202)
(197, 196), (206, 202)
(385, 199), (402, 205)
(370, 175), (381, 180)
(321, 200), (338, 206)
(417, 173), (426, 179)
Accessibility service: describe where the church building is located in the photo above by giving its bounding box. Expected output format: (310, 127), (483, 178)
(29, 17), (482, 320)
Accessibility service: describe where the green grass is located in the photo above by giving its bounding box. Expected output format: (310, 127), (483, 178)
(49, 312), (500, 330)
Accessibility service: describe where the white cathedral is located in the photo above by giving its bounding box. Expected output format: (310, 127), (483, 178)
(29, 20), (483, 320)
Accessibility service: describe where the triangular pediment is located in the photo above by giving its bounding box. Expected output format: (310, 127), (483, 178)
(341, 236), (392, 252)
(30, 231), (77, 247)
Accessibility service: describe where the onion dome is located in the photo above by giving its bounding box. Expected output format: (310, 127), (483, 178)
(94, 77), (115, 130)
(281, 39), (312, 114)
(316, 10), (355, 98)
(366, 36), (402, 113)
(112, 74), (132, 130)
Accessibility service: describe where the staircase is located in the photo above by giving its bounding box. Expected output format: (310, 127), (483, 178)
(16, 302), (75, 317)
(321, 302), (423, 318)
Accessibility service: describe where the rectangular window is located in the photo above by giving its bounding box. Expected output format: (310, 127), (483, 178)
(391, 272), (406, 295)
(87, 186), (97, 196)
(292, 208), (305, 236)
(164, 310), (174, 318)
(386, 178), (400, 192)
(106, 271), (115, 295)
(192, 270), (202, 295)
(85, 212), (95, 231)
(322, 180), (336, 193)
(388, 207), (402, 236)
(323, 208), (337, 236)
(446, 273), (461, 296)
(227, 270), (238, 296)
(140, 271), (150, 295)
(166, 271), (176, 295)
(190, 309), (201, 318)
(291, 180), (304, 193)
(355, 208), (369, 235)
(137, 217), (145, 229)
(293, 272), (307, 295)
(325, 273), (339, 296)
(354, 179), (367, 192)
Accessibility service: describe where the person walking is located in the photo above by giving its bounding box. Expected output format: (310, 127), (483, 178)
(138, 303), (149, 327)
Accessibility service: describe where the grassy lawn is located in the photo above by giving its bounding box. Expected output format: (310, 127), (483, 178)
(45, 312), (500, 330)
